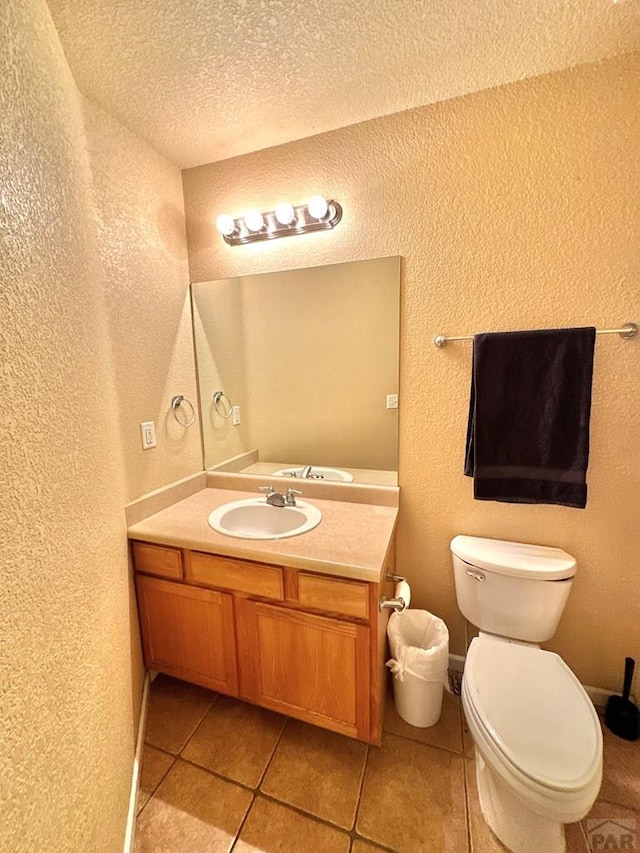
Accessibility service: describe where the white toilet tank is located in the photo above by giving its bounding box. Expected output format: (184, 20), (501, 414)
(451, 535), (577, 643)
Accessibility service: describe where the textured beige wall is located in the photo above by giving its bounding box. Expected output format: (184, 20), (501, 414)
(1, 0), (198, 848)
(192, 258), (399, 471)
(82, 98), (201, 503)
(184, 53), (640, 692)
(1, 1), (132, 849)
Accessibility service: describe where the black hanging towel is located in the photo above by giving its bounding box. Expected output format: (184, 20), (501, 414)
(464, 327), (597, 508)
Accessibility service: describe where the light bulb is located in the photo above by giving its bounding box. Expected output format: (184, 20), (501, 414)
(215, 214), (236, 237)
(307, 195), (328, 220)
(275, 202), (296, 226)
(244, 210), (265, 232)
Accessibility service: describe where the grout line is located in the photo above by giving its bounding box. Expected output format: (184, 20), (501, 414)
(255, 791), (363, 841)
(176, 755), (261, 794)
(457, 686), (473, 853)
(351, 743), (370, 835)
(176, 690), (219, 755)
(136, 748), (177, 818)
(172, 706), (287, 796)
(228, 792), (256, 852)
(462, 750), (473, 853)
(255, 715), (288, 790)
(350, 832), (398, 852)
(578, 819), (593, 853)
(345, 739), (399, 852)
(382, 728), (465, 756)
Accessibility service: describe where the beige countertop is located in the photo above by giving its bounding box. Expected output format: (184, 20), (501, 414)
(127, 487), (398, 583)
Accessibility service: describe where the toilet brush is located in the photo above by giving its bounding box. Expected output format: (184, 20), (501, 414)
(604, 657), (639, 741)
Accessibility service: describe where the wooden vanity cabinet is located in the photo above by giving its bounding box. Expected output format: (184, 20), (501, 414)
(235, 598), (371, 741)
(135, 574), (238, 695)
(132, 540), (394, 744)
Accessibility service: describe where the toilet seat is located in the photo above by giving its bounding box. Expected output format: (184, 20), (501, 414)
(463, 635), (602, 816)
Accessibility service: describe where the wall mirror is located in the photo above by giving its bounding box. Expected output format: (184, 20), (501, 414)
(191, 256), (400, 486)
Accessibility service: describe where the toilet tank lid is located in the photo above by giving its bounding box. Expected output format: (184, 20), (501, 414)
(450, 535), (576, 580)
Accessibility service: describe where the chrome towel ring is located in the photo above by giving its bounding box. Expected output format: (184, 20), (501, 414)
(213, 390), (233, 419)
(170, 395), (196, 427)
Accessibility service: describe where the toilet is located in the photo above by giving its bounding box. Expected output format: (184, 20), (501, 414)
(451, 535), (602, 853)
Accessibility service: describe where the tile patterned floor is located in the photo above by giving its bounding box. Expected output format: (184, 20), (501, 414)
(135, 675), (640, 852)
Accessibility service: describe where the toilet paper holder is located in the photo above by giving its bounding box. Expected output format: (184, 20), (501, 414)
(380, 574), (409, 613)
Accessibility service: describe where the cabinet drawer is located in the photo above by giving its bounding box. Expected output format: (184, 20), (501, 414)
(132, 541), (183, 580)
(298, 573), (370, 620)
(185, 551), (283, 600)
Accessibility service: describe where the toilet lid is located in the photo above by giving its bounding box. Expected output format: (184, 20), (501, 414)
(465, 637), (601, 792)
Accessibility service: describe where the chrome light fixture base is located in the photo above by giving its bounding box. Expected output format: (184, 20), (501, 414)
(219, 199), (342, 245)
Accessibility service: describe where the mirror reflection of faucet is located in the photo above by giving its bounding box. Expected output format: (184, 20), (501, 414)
(274, 466), (355, 482)
(281, 466), (318, 479)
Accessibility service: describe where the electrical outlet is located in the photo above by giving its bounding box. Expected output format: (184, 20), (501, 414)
(140, 421), (157, 450)
(386, 394), (399, 410)
(232, 405), (241, 426)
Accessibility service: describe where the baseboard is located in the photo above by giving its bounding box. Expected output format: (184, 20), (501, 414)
(584, 685), (619, 712)
(123, 672), (151, 853)
(448, 654), (465, 673)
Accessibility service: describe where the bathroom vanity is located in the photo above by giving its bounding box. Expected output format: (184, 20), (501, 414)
(128, 486), (398, 745)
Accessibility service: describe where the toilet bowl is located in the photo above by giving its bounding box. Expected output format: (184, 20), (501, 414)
(463, 635), (602, 853)
(451, 535), (603, 853)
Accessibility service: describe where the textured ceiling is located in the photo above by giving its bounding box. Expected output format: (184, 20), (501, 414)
(47, 0), (640, 168)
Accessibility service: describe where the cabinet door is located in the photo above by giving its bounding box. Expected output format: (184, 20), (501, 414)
(136, 575), (238, 696)
(236, 599), (370, 741)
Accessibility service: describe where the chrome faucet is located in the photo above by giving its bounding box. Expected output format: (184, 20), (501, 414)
(259, 486), (302, 507)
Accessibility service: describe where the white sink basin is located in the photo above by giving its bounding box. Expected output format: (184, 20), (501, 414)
(274, 466), (354, 482)
(208, 497), (322, 540)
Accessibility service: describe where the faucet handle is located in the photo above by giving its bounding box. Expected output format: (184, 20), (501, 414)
(258, 485), (275, 495)
(286, 488), (302, 506)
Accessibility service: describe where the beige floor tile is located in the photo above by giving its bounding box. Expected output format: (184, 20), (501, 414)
(598, 722), (640, 811)
(234, 796), (351, 853)
(136, 745), (174, 814)
(134, 759), (252, 852)
(357, 732), (467, 853)
(582, 798), (640, 852)
(137, 671), (640, 852)
(384, 691), (462, 754)
(182, 694), (285, 787)
(144, 674), (215, 754)
(261, 718), (367, 829)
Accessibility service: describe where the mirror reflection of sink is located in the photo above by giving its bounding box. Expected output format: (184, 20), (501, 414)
(274, 466), (354, 482)
(208, 498), (322, 540)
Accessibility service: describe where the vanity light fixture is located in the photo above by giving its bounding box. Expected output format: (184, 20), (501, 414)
(215, 196), (342, 245)
(307, 194), (329, 220)
(244, 209), (265, 233)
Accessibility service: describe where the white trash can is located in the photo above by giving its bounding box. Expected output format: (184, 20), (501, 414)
(386, 609), (449, 728)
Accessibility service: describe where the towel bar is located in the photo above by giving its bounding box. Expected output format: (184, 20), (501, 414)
(434, 322), (637, 347)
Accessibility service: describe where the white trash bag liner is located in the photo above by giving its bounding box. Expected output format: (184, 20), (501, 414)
(386, 609), (449, 728)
